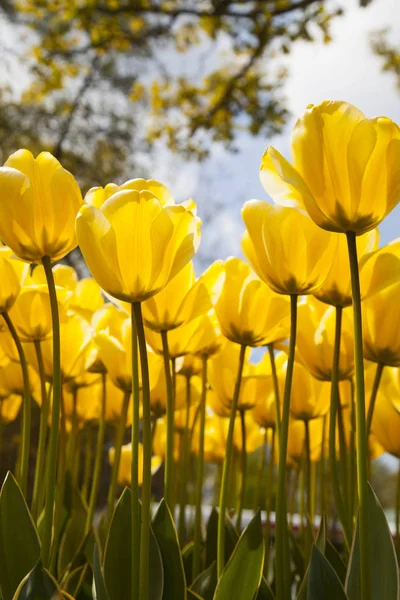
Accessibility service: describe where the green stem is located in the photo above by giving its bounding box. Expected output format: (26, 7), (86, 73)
(81, 426), (93, 503)
(133, 302), (152, 600)
(366, 363), (384, 438)
(319, 415), (327, 517)
(396, 461), (400, 541)
(2, 312), (31, 497)
(50, 392), (67, 573)
(41, 256), (62, 567)
(275, 294), (297, 600)
(347, 231), (371, 600)
(66, 389), (78, 473)
(268, 343), (281, 443)
(32, 340), (49, 520)
(253, 429), (267, 512)
(130, 305), (140, 600)
(178, 375), (191, 545)
(236, 409), (247, 531)
(264, 428), (275, 572)
(161, 330), (175, 510)
(106, 391), (130, 524)
(349, 378), (357, 526)
(217, 344), (247, 579)
(193, 356), (208, 579)
(85, 372), (107, 535)
(328, 306), (351, 548)
(304, 420), (312, 519)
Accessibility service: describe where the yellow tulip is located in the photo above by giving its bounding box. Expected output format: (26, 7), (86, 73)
(76, 187), (199, 303)
(296, 297), (354, 381)
(152, 417), (181, 462)
(0, 150), (83, 262)
(0, 394), (22, 423)
(260, 101), (400, 234)
(371, 368), (400, 458)
(63, 380), (102, 424)
(286, 361), (330, 421)
(233, 412), (265, 454)
(287, 419), (324, 464)
(252, 393), (275, 431)
(359, 238), (400, 299)
(176, 354), (203, 377)
(85, 178), (174, 209)
(142, 261), (221, 332)
(9, 285), (66, 342)
(0, 248), (22, 314)
(363, 282), (400, 367)
(314, 230), (379, 307)
(215, 257), (290, 346)
(201, 413), (227, 464)
(184, 311), (223, 358)
(242, 203), (335, 295)
(109, 442), (162, 486)
(150, 370), (195, 418)
(0, 360), (39, 398)
(174, 402), (200, 434)
(68, 278), (104, 322)
(25, 312), (97, 383)
(104, 377), (134, 425)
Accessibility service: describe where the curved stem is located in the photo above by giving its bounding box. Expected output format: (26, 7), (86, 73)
(328, 306), (351, 548)
(81, 426), (93, 503)
(275, 294), (297, 600)
(130, 305), (140, 600)
(304, 420), (312, 519)
(2, 312), (31, 497)
(253, 429), (267, 512)
(85, 372), (107, 534)
(236, 409), (247, 531)
(106, 391), (130, 524)
(217, 344), (247, 579)
(32, 340), (50, 520)
(161, 330), (175, 510)
(178, 375), (191, 545)
(133, 302), (152, 600)
(192, 356), (208, 579)
(347, 231), (371, 600)
(268, 343), (281, 443)
(366, 362), (384, 438)
(41, 256), (62, 567)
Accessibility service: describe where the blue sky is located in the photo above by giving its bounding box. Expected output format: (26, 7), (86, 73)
(152, 0), (400, 264)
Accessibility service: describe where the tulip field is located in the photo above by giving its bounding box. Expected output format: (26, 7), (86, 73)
(1, 100), (400, 600)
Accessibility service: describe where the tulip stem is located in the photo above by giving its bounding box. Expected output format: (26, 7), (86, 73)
(217, 344), (247, 579)
(192, 355), (208, 579)
(133, 302), (152, 600)
(130, 306), (140, 600)
(395, 460), (400, 541)
(253, 429), (267, 512)
(32, 340), (49, 520)
(275, 294), (297, 600)
(106, 391), (130, 524)
(161, 330), (175, 510)
(346, 231), (371, 600)
(82, 425), (93, 503)
(264, 428), (275, 573)
(328, 306), (351, 548)
(85, 372), (107, 535)
(236, 409), (247, 531)
(348, 378), (357, 525)
(40, 256), (62, 567)
(268, 343), (281, 443)
(304, 420), (312, 519)
(366, 362), (384, 438)
(2, 311), (31, 498)
(319, 415), (327, 517)
(178, 375), (191, 545)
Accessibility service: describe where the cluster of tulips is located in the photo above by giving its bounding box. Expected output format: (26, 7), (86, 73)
(0, 100), (400, 600)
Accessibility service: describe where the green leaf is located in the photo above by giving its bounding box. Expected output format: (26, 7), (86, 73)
(188, 591), (204, 600)
(191, 561), (217, 600)
(149, 525), (164, 600)
(103, 488), (131, 600)
(325, 541), (346, 585)
(152, 499), (186, 600)
(297, 516), (327, 600)
(307, 546), (347, 600)
(289, 528), (305, 580)
(58, 488), (88, 577)
(93, 544), (110, 600)
(205, 508), (239, 568)
(182, 541), (195, 587)
(255, 577), (275, 600)
(345, 483), (399, 600)
(214, 510), (264, 600)
(0, 472), (41, 600)
(64, 564), (88, 597)
(12, 562), (63, 600)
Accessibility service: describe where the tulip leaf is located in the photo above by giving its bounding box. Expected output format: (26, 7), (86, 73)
(182, 541), (195, 587)
(93, 544), (110, 600)
(58, 488), (88, 577)
(325, 540), (346, 585)
(191, 561), (217, 600)
(297, 516), (327, 600)
(64, 564), (88, 598)
(188, 591), (204, 600)
(213, 510), (264, 600)
(345, 483), (399, 600)
(205, 508), (239, 568)
(0, 472), (41, 600)
(11, 561), (63, 600)
(152, 499), (186, 600)
(255, 577), (275, 600)
(103, 488), (132, 600)
(149, 523), (164, 600)
(307, 546), (348, 600)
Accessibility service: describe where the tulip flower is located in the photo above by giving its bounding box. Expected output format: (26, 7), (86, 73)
(109, 442), (162, 486)
(371, 368), (400, 459)
(0, 394), (22, 423)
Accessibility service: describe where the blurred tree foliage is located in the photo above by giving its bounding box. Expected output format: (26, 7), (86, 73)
(371, 29), (400, 91)
(0, 0), (373, 190)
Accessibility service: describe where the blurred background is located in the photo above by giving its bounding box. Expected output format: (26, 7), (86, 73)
(0, 0), (400, 510)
